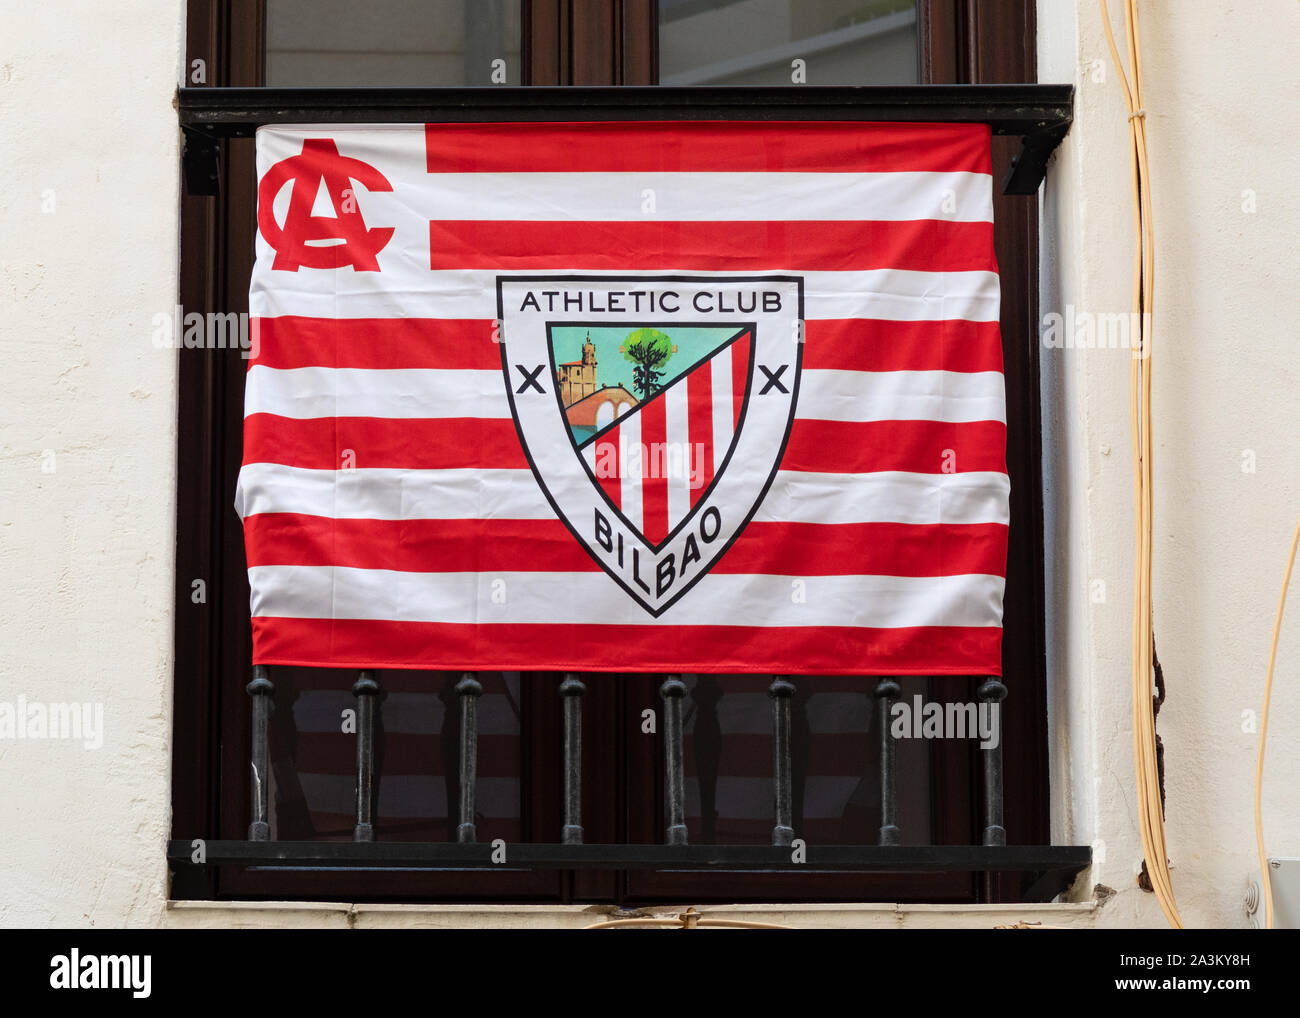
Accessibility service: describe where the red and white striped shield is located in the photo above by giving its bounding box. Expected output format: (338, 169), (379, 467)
(500, 275), (803, 615)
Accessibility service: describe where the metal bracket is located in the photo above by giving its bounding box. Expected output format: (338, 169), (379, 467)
(181, 126), (220, 197)
(1003, 120), (1071, 195)
(176, 84), (1074, 197)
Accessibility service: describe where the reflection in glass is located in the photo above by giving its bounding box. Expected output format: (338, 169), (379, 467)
(659, 0), (919, 86)
(267, 668), (522, 843)
(680, 674), (932, 845)
(265, 0), (521, 86)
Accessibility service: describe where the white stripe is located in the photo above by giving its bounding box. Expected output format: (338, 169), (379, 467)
(235, 463), (551, 521)
(417, 171), (993, 223)
(245, 364), (1004, 425)
(251, 268), (1000, 322)
(754, 470), (1010, 527)
(618, 412), (642, 533)
(664, 382), (691, 527)
(244, 365), (509, 420)
(236, 463), (1009, 527)
(248, 565), (1005, 629)
(711, 346), (733, 472)
(798, 369), (1006, 424)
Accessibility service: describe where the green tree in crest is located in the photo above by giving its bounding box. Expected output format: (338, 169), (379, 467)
(620, 328), (676, 400)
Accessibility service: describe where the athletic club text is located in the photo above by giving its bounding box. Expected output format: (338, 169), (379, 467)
(516, 288), (785, 315)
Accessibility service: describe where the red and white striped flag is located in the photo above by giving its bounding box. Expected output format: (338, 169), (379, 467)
(241, 121), (1008, 675)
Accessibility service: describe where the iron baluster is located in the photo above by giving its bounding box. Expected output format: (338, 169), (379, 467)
(352, 670), (379, 842)
(559, 674), (586, 845)
(247, 665), (274, 842)
(769, 677), (795, 847)
(874, 677), (901, 846)
(456, 673), (483, 844)
(978, 677), (1008, 846)
(660, 676), (688, 846)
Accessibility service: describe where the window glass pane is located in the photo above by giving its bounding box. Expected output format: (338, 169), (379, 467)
(680, 674), (932, 845)
(265, 0), (522, 86)
(267, 668), (522, 844)
(659, 0), (919, 86)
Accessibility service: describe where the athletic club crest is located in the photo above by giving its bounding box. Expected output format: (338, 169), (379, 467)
(498, 274), (804, 615)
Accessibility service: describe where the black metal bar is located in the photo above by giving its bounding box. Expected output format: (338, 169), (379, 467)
(559, 673), (585, 845)
(768, 677), (795, 847)
(165, 840), (1090, 869)
(978, 677), (1009, 847)
(351, 671), (379, 842)
(660, 676), (688, 846)
(166, 839), (1091, 894)
(455, 673), (482, 844)
(246, 666), (274, 842)
(873, 677), (901, 846)
(177, 84), (1072, 132)
(175, 84), (1073, 196)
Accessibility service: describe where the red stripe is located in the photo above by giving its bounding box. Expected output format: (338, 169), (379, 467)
(723, 521), (1007, 578)
(429, 219), (996, 273)
(782, 419), (1008, 475)
(248, 317), (501, 370)
(639, 394), (670, 544)
(732, 334), (749, 429)
(425, 121), (993, 175)
(687, 361), (715, 501)
(245, 516), (591, 574)
(243, 515), (1007, 579)
(253, 617), (1003, 675)
(247, 317), (1005, 374)
(243, 413), (1006, 476)
(803, 319), (1004, 373)
(591, 435), (621, 509)
(242, 414), (528, 470)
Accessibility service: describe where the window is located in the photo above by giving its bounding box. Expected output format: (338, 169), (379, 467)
(173, 0), (1057, 905)
(658, 0), (920, 86)
(264, 0), (522, 86)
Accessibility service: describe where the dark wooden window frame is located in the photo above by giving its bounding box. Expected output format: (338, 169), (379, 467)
(172, 0), (1053, 905)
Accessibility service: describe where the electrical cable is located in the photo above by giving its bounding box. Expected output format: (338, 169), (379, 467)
(1255, 515), (1300, 930)
(1099, 0), (1184, 928)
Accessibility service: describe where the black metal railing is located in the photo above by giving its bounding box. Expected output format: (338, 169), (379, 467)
(168, 667), (1090, 902)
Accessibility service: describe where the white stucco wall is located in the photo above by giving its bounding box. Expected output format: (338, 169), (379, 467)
(0, 1), (1296, 928)
(1038, 0), (1300, 927)
(0, 2), (184, 925)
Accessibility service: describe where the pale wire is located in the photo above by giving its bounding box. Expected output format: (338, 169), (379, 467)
(1099, 0), (1183, 928)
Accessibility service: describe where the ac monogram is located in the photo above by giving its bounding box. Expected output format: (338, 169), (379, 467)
(256, 138), (394, 271)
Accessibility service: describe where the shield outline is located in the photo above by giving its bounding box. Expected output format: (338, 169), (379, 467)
(497, 273), (805, 617)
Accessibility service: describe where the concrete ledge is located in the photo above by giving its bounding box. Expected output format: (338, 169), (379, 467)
(164, 899), (1100, 929)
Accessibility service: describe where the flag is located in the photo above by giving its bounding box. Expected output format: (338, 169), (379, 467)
(240, 120), (1008, 675)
